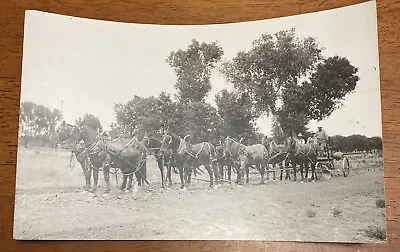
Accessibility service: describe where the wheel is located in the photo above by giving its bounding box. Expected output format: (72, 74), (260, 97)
(342, 157), (350, 177)
(316, 162), (332, 180)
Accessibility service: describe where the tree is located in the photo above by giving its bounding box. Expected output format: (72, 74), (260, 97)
(215, 89), (258, 142)
(166, 39), (224, 103)
(19, 101), (62, 147)
(221, 28), (359, 135)
(370, 136), (383, 150)
(76, 113), (103, 133)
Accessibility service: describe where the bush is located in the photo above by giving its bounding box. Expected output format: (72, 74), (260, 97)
(306, 209), (317, 218)
(332, 208), (342, 217)
(375, 198), (385, 208)
(361, 225), (386, 240)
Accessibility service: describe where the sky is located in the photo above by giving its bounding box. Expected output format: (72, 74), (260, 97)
(20, 1), (382, 137)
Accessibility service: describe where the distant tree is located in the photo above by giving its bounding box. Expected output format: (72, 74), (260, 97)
(221, 28), (359, 135)
(167, 39), (224, 103)
(76, 113), (103, 133)
(19, 101), (62, 147)
(370, 136), (383, 150)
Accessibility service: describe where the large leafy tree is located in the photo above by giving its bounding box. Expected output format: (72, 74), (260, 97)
(221, 28), (359, 136)
(76, 113), (103, 133)
(166, 39), (224, 103)
(215, 89), (258, 143)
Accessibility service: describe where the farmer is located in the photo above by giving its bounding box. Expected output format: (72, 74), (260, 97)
(316, 126), (329, 156)
(296, 133), (306, 145)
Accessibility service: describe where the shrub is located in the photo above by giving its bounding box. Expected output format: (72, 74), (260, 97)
(362, 225), (386, 240)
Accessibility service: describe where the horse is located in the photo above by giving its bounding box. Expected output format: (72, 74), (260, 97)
(285, 136), (318, 182)
(265, 140), (291, 181)
(215, 145), (235, 181)
(159, 134), (186, 188)
(56, 122), (93, 192)
(142, 135), (172, 188)
(176, 135), (219, 189)
(60, 123), (148, 194)
(223, 137), (268, 185)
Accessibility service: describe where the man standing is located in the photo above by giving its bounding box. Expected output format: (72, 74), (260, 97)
(316, 126), (329, 156)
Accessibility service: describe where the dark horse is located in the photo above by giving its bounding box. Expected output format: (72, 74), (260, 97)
(56, 123), (92, 191)
(223, 137), (268, 185)
(159, 134), (184, 188)
(176, 135), (219, 189)
(60, 123), (148, 194)
(215, 145), (235, 181)
(285, 136), (318, 182)
(142, 135), (178, 188)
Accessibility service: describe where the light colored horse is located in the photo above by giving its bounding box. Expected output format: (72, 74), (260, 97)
(177, 135), (219, 189)
(223, 137), (268, 185)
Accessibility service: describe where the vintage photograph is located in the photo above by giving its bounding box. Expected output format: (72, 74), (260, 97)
(14, 1), (386, 242)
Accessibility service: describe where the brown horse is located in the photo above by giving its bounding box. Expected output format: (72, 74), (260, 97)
(176, 135), (219, 189)
(56, 122), (93, 191)
(60, 123), (148, 194)
(142, 135), (168, 188)
(285, 136), (318, 182)
(215, 145), (235, 181)
(159, 134), (186, 188)
(223, 137), (268, 185)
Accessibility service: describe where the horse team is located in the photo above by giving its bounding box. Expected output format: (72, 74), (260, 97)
(58, 122), (320, 195)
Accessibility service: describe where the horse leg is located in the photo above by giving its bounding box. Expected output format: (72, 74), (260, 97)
(311, 162), (316, 182)
(91, 167), (99, 193)
(178, 164), (185, 189)
(204, 164), (214, 188)
(259, 163), (265, 184)
(120, 174), (128, 191)
(212, 162), (219, 186)
(127, 174), (134, 191)
(167, 164), (172, 187)
(245, 165), (250, 184)
(292, 162), (297, 182)
(82, 162), (90, 191)
(228, 164), (232, 181)
(300, 163), (305, 182)
(158, 157), (166, 188)
(102, 165), (111, 194)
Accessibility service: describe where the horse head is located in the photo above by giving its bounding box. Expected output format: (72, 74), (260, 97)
(177, 135), (190, 156)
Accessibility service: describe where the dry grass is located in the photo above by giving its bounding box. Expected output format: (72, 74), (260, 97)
(361, 225), (386, 241)
(375, 198), (385, 208)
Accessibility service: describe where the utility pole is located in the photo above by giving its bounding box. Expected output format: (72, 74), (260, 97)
(61, 100), (66, 121)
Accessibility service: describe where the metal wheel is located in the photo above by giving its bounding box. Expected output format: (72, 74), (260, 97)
(316, 162), (332, 180)
(342, 157), (350, 177)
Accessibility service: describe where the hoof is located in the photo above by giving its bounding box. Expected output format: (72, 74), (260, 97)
(300, 181), (304, 184)
(311, 180), (315, 183)
(88, 192), (97, 198)
(124, 189), (131, 193)
(180, 187), (187, 191)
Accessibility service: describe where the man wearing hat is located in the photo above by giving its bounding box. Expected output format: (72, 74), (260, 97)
(296, 132), (306, 145)
(316, 126), (329, 156)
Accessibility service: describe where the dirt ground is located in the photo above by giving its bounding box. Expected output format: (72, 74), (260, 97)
(13, 147), (386, 242)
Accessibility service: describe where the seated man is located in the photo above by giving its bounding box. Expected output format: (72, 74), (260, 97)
(296, 133), (306, 145)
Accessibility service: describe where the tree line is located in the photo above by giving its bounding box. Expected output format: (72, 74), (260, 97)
(18, 28), (382, 152)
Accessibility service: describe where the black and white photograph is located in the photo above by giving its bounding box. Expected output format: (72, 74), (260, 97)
(14, 0), (386, 242)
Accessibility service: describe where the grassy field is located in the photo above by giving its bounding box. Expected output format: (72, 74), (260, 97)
(13, 147), (386, 242)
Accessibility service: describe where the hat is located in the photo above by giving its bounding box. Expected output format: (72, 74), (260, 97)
(297, 133), (303, 137)
(318, 126), (322, 128)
